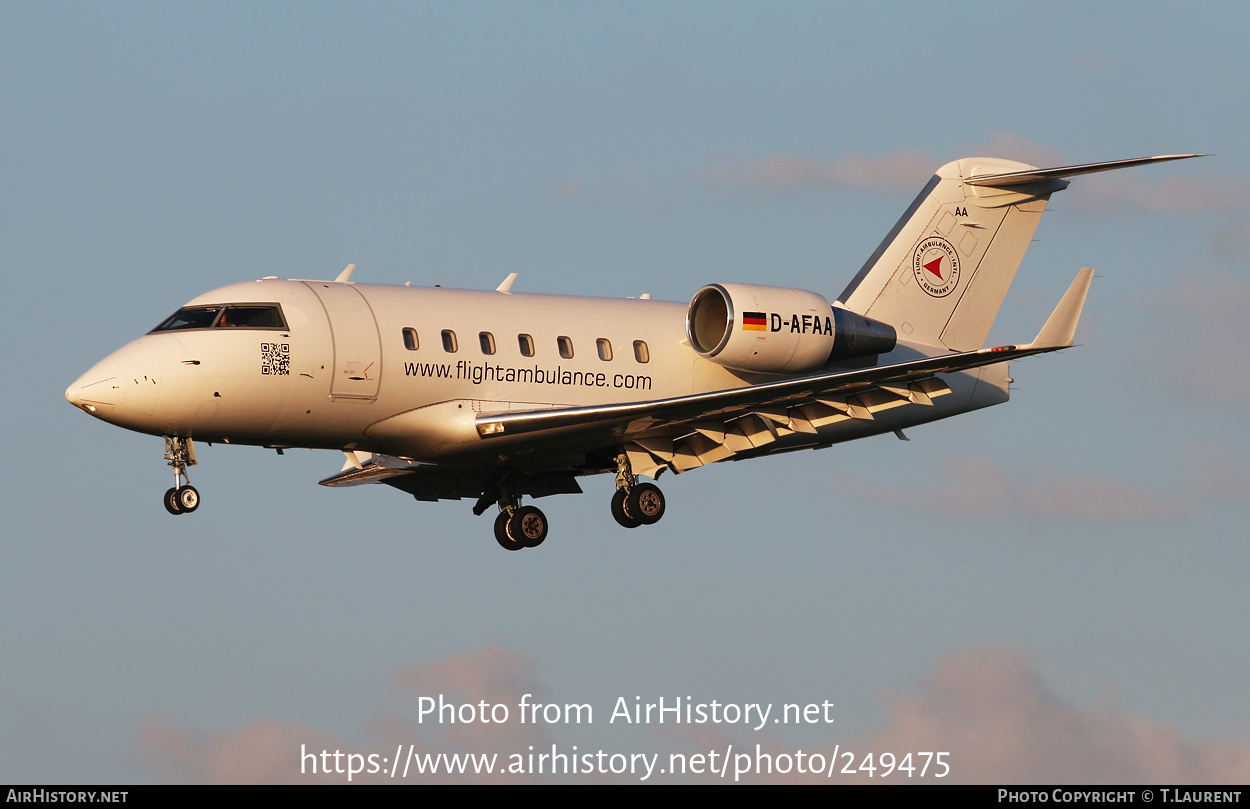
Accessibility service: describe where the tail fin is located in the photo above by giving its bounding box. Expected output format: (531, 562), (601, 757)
(838, 154), (1202, 351)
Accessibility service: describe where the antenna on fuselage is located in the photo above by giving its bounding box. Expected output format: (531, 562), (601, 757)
(496, 273), (518, 294)
(335, 264), (356, 283)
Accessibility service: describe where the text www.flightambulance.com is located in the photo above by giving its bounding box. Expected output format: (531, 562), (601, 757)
(405, 360), (652, 390)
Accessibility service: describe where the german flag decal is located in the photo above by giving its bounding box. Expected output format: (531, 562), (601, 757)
(742, 311), (767, 331)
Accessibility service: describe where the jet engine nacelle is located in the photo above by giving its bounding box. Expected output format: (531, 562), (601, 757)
(686, 282), (897, 373)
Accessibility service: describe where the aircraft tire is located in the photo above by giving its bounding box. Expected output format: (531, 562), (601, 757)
(494, 512), (523, 550)
(164, 487), (183, 516)
(626, 483), (665, 525)
(611, 490), (642, 528)
(176, 485), (200, 513)
(509, 506), (548, 548)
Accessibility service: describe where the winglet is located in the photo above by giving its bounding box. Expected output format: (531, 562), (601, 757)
(496, 272), (518, 294)
(335, 264), (357, 283)
(1027, 268), (1095, 349)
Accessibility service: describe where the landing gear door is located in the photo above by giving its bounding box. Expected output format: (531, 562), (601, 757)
(304, 282), (382, 402)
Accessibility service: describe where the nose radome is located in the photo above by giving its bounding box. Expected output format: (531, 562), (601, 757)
(66, 340), (162, 422)
(66, 382), (90, 410)
(66, 370), (119, 412)
(65, 380), (86, 408)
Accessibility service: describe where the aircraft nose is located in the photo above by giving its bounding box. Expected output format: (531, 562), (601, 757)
(66, 368), (120, 414)
(66, 341), (162, 424)
(65, 379), (90, 410)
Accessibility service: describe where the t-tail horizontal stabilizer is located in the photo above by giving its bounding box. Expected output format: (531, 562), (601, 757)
(1024, 267), (1095, 350)
(964, 154), (1205, 187)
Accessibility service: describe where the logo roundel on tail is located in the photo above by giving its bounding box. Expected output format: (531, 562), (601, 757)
(912, 237), (960, 298)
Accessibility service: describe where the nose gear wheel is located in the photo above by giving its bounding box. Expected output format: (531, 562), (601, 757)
(161, 436), (201, 515)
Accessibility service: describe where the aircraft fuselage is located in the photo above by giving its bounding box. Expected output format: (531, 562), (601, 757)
(67, 278), (1004, 467)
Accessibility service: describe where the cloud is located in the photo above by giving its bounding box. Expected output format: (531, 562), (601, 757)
(136, 717), (346, 784)
(699, 133), (1062, 194)
(1183, 442), (1250, 501)
(1071, 50), (1115, 74)
(701, 149), (937, 193)
(1069, 171), (1246, 216)
(1149, 272), (1250, 407)
(1211, 223), (1250, 257)
(667, 647), (1250, 784)
(393, 643), (552, 755)
(959, 132), (1068, 170)
(858, 647), (1250, 784)
(394, 643), (540, 707)
(135, 644), (1250, 784)
(840, 455), (1192, 524)
(700, 134), (1241, 218)
(137, 644), (557, 783)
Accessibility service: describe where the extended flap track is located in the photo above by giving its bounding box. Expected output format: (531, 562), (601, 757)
(624, 378), (951, 477)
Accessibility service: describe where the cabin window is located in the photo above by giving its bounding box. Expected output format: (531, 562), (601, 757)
(518, 334), (535, 357)
(403, 328), (419, 351)
(633, 340), (650, 363)
(442, 330), (458, 353)
(597, 338), (613, 361)
(479, 332), (496, 355)
(557, 336), (574, 359)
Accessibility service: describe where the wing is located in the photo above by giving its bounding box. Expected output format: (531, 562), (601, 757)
(473, 268), (1095, 476)
(322, 269), (1091, 490)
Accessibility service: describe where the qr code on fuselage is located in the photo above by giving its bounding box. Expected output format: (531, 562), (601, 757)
(261, 343), (290, 376)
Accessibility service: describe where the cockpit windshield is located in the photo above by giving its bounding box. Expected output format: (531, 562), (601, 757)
(151, 304), (287, 333)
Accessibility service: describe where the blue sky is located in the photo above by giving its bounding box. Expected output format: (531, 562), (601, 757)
(3, 2), (1248, 783)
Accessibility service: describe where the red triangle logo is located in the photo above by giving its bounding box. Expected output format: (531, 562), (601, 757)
(923, 255), (944, 280)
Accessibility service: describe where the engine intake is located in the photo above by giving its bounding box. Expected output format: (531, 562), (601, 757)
(686, 283), (896, 373)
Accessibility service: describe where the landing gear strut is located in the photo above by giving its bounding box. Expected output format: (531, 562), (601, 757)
(490, 477), (548, 551)
(611, 452), (665, 528)
(162, 436), (200, 515)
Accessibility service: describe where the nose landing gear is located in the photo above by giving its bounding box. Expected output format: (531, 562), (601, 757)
(162, 436), (200, 515)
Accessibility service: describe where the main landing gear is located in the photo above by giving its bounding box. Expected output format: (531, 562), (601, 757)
(490, 478), (548, 551)
(162, 435), (200, 516)
(611, 453), (666, 529)
(493, 506), (549, 551)
(480, 454), (667, 551)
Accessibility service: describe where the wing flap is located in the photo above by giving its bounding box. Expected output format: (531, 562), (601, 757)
(475, 346), (1020, 441)
(319, 463), (420, 487)
(319, 452), (435, 488)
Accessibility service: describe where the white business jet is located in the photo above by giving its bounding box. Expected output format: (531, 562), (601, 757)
(65, 154), (1200, 550)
